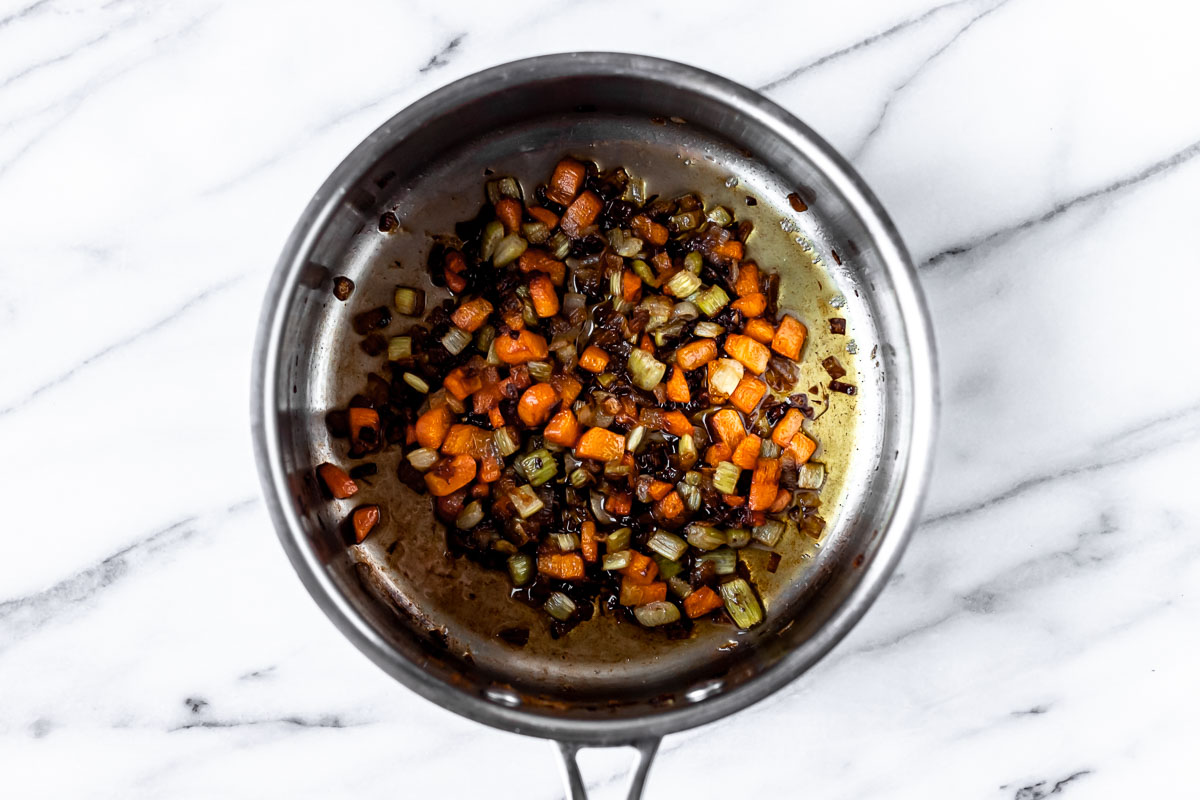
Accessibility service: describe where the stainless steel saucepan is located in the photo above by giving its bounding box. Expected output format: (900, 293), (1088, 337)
(252, 53), (937, 799)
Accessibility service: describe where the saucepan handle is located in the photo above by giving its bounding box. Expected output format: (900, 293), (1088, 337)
(555, 738), (661, 800)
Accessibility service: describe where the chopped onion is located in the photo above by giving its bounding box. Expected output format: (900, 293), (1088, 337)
(684, 251), (703, 274)
(626, 425), (646, 453)
(527, 360), (553, 382)
(634, 600), (681, 627)
(670, 301), (700, 322)
(456, 501), (484, 529)
(590, 491), (615, 524)
(798, 462), (826, 490)
(677, 433), (698, 469)
(509, 485), (544, 519)
(694, 321), (725, 338)
(668, 576), (693, 599)
(708, 358), (744, 396)
(406, 447), (439, 471)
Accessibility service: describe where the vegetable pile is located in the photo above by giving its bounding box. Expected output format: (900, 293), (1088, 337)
(321, 158), (837, 638)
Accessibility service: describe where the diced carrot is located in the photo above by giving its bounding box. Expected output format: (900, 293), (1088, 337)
(527, 205), (559, 229)
(445, 268), (467, 293)
(769, 488), (793, 514)
(480, 453), (502, 483)
(713, 239), (744, 261)
(552, 373), (582, 405)
(683, 585), (724, 618)
(444, 250), (468, 294)
(578, 345), (610, 373)
(425, 454), (477, 496)
(648, 480), (674, 501)
(722, 494), (746, 507)
(581, 521), (598, 562)
(619, 577), (667, 606)
(348, 408), (380, 445)
(605, 492), (632, 515)
(518, 250), (566, 286)
(748, 457), (781, 511)
(638, 334), (654, 354)
(546, 158), (587, 206)
(771, 407), (806, 447)
(528, 273), (559, 318)
(666, 365), (691, 403)
(518, 383), (559, 427)
(538, 552), (585, 580)
(743, 317), (776, 344)
(675, 339), (718, 371)
(495, 330), (549, 364)
(771, 315), (807, 360)
(444, 366), (484, 400)
(705, 442), (732, 466)
(619, 578), (667, 606)
(574, 427), (626, 461)
(630, 215), (668, 247)
(724, 334), (770, 374)
(621, 270), (642, 303)
(445, 249), (467, 274)
(654, 490), (685, 521)
(352, 504), (380, 543)
(731, 434), (762, 470)
(318, 463), (358, 499)
(559, 190), (602, 238)
(441, 424), (489, 457)
(416, 405), (454, 449)
(787, 432), (817, 465)
(451, 298), (494, 333)
(488, 406), (506, 429)
(471, 482), (491, 498)
(733, 262), (760, 296)
(494, 197), (523, 233)
(501, 308), (525, 331)
(711, 408), (746, 449)
(729, 376), (767, 415)
(622, 552), (659, 585)
(662, 410), (693, 437)
(731, 293), (767, 318)
(544, 408), (581, 447)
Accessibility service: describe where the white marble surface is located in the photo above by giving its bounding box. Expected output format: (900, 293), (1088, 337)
(2, 1), (1198, 797)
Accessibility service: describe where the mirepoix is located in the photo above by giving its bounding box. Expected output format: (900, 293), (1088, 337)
(319, 157), (833, 638)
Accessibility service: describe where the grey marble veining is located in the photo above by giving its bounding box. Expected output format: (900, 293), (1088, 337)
(1, 1), (1197, 797)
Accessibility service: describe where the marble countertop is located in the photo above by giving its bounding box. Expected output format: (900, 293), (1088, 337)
(3, 1), (1197, 797)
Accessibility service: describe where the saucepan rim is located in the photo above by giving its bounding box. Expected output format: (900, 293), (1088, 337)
(250, 51), (938, 744)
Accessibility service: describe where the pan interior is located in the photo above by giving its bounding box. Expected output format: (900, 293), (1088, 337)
(266, 65), (917, 726)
